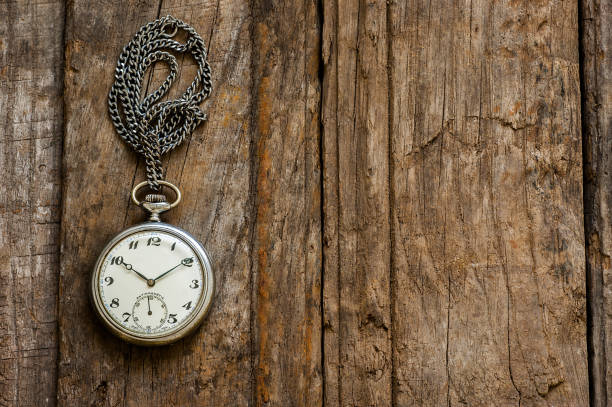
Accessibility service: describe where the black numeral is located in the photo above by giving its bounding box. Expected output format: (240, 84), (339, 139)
(110, 298), (119, 308)
(122, 312), (130, 322)
(182, 301), (192, 310)
(168, 314), (178, 324)
(189, 280), (199, 289)
(111, 256), (123, 265)
(147, 237), (161, 246)
(129, 241), (139, 250)
(170, 242), (176, 251)
(104, 276), (114, 285)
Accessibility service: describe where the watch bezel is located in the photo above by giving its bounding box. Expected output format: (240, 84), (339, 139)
(90, 222), (214, 346)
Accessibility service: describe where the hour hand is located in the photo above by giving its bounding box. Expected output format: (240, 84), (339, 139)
(120, 260), (149, 282)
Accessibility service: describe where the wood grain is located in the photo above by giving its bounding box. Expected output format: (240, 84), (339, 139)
(322, 0), (589, 405)
(0, 1), (64, 406)
(59, 1), (250, 404)
(321, 0), (392, 405)
(58, 0), (321, 405)
(0, 0), (601, 405)
(581, 0), (612, 405)
(249, 0), (323, 405)
(390, 0), (588, 404)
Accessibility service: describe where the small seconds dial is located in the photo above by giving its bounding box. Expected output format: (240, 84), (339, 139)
(98, 230), (205, 336)
(132, 293), (168, 331)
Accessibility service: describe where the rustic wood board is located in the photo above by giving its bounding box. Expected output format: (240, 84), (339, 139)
(249, 0), (323, 404)
(58, 0), (321, 405)
(0, 1), (64, 406)
(582, 0), (612, 405)
(322, 0), (589, 405)
(321, 0), (392, 404)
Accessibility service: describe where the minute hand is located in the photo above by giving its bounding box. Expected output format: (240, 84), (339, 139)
(154, 258), (194, 282)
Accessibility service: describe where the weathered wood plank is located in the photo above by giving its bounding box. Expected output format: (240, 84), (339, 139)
(58, 1), (255, 405)
(249, 0), (323, 405)
(581, 0), (612, 405)
(323, 0), (589, 406)
(0, 1), (64, 406)
(59, 0), (322, 405)
(322, 0), (392, 405)
(389, 0), (588, 405)
(120, 1), (255, 405)
(165, 1), (326, 402)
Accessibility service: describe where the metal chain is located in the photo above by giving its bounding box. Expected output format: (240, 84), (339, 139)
(108, 15), (212, 191)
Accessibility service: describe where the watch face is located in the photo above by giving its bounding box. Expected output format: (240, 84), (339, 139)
(91, 223), (214, 345)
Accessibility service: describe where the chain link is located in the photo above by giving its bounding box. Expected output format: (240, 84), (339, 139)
(108, 15), (212, 191)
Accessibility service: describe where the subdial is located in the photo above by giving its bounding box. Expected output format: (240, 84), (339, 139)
(132, 293), (168, 332)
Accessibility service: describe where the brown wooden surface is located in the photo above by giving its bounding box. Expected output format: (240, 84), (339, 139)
(322, 0), (588, 405)
(58, 0), (321, 405)
(582, 0), (612, 405)
(250, 0), (323, 404)
(321, 0), (392, 404)
(0, 0), (64, 406)
(389, 0), (588, 404)
(0, 0), (607, 405)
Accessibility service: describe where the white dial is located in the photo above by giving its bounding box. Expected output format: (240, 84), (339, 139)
(92, 225), (214, 344)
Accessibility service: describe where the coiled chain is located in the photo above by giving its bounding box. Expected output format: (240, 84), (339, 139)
(108, 15), (212, 190)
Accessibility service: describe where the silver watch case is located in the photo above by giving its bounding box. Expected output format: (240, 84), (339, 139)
(90, 222), (214, 346)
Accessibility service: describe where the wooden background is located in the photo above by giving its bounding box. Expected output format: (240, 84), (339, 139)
(1, 0), (610, 405)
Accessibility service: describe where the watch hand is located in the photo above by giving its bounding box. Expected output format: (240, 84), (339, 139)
(153, 257), (194, 282)
(147, 296), (152, 315)
(153, 264), (180, 281)
(120, 260), (150, 283)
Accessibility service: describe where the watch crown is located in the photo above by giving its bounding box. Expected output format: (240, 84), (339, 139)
(145, 193), (167, 203)
(131, 180), (181, 222)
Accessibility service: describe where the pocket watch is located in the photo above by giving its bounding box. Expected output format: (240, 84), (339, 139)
(91, 16), (215, 345)
(90, 182), (214, 346)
